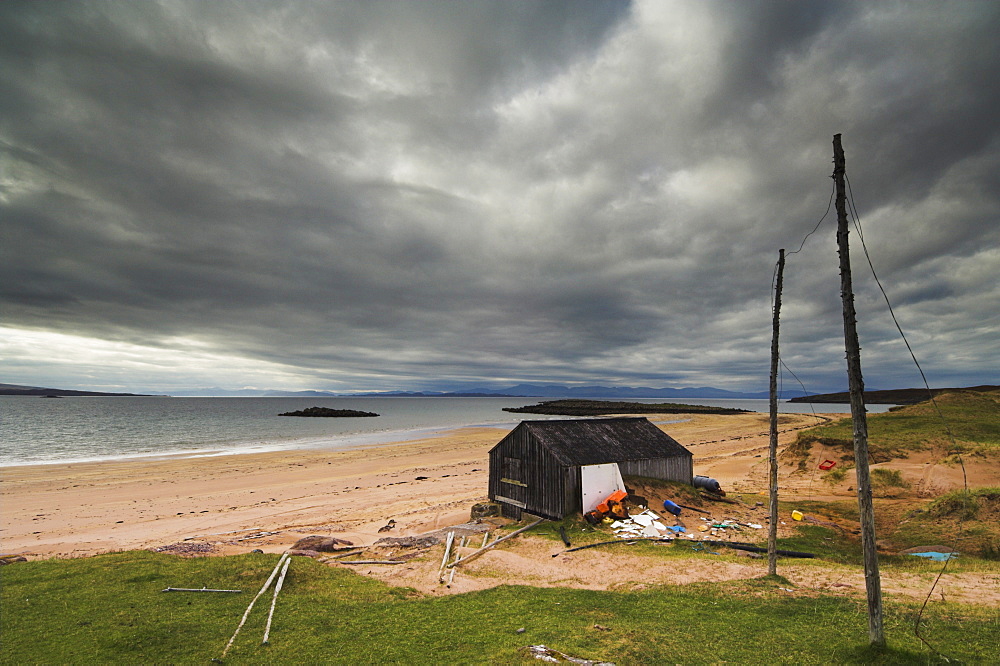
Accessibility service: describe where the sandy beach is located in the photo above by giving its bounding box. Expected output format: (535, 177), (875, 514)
(8, 410), (1000, 607)
(2, 412), (826, 559)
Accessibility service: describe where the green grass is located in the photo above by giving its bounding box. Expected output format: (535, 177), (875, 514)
(3, 550), (999, 664)
(791, 390), (1000, 462)
(823, 466), (850, 486)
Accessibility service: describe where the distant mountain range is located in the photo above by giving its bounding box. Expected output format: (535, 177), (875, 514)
(342, 384), (784, 400)
(6, 381), (994, 403)
(126, 383), (797, 399)
(1, 381), (791, 399)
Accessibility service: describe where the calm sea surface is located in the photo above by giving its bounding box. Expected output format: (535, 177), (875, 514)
(0, 396), (888, 466)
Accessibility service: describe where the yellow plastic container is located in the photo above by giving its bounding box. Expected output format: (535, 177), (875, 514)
(791, 510), (804, 521)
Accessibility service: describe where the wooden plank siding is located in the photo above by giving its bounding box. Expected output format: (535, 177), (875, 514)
(489, 417), (694, 520)
(489, 426), (570, 521)
(617, 456), (694, 484)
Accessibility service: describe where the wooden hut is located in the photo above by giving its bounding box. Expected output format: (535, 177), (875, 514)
(488, 417), (693, 520)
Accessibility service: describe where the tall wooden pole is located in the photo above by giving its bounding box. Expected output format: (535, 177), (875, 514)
(767, 249), (785, 576)
(833, 133), (885, 647)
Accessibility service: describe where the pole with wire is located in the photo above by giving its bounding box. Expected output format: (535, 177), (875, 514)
(833, 133), (884, 647)
(767, 249), (785, 576)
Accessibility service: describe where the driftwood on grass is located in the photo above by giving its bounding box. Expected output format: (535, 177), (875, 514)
(447, 518), (545, 568)
(220, 553), (289, 659)
(262, 558), (290, 645)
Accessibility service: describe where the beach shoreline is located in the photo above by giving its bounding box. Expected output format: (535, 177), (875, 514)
(2, 413), (832, 560)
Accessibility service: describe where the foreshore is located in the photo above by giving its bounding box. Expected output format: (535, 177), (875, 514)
(2, 412), (829, 560)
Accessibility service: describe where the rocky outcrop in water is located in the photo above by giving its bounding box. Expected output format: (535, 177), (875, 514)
(278, 407), (378, 417)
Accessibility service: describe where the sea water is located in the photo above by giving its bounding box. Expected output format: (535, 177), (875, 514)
(0, 395), (888, 466)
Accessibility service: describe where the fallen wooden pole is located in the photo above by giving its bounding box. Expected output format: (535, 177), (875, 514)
(262, 557), (291, 645)
(339, 559), (407, 565)
(162, 587), (242, 593)
(553, 537), (671, 556)
(183, 527), (266, 541)
(235, 531), (280, 542)
(447, 518), (545, 568)
(551, 538), (815, 559)
(675, 504), (710, 515)
(699, 540), (815, 558)
(220, 552), (289, 659)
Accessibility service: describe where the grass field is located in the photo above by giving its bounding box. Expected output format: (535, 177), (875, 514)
(2, 546), (999, 665)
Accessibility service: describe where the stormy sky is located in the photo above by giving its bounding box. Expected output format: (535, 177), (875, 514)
(2, 1), (998, 394)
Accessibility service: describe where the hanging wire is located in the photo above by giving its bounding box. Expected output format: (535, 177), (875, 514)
(845, 174), (968, 661)
(779, 358), (818, 417)
(788, 180), (836, 256)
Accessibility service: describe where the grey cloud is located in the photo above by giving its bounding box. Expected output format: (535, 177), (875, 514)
(1, 1), (998, 393)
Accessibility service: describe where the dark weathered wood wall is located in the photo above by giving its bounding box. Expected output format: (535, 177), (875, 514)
(489, 425), (569, 521)
(618, 456), (693, 485)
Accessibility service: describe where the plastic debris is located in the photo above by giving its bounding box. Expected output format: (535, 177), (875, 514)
(521, 644), (615, 665)
(662, 500), (682, 516)
(791, 510), (804, 521)
(909, 551), (959, 562)
(607, 509), (672, 539)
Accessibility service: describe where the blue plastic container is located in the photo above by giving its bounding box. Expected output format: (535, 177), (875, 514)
(662, 500), (682, 516)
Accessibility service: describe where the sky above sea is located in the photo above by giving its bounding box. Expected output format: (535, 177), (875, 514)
(1, 1), (998, 396)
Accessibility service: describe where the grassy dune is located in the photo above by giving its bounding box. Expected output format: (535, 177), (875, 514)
(790, 389), (1000, 462)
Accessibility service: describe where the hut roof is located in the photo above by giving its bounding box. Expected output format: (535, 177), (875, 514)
(507, 417), (690, 467)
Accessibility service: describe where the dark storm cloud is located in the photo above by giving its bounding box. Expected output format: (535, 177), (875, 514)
(1, 0), (997, 393)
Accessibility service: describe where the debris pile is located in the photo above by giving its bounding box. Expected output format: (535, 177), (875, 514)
(152, 542), (216, 555)
(694, 517), (763, 537)
(609, 510), (675, 538)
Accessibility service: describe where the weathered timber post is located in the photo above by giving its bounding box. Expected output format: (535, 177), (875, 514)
(768, 248), (785, 576)
(833, 133), (885, 647)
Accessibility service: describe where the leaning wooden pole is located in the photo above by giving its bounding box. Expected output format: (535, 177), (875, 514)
(833, 133), (885, 647)
(767, 248), (785, 576)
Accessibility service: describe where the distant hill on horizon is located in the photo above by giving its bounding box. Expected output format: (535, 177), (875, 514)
(0, 383), (153, 397)
(787, 384), (1000, 405)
